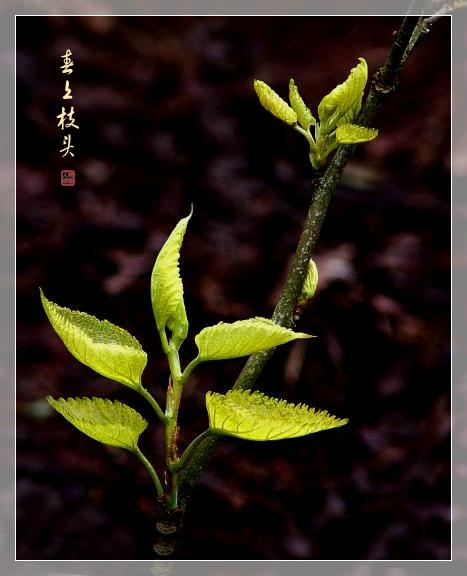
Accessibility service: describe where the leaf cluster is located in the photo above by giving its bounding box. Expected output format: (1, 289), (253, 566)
(254, 58), (378, 169)
(41, 212), (347, 505)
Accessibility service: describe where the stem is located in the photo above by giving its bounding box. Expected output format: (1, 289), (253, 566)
(294, 124), (315, 147)
(170, 429), (213, 473)
(154, 496), (184, 557)
(358, 16), (419, 128)
(164, 341), (184, 509)
(134, 446), (164, 497)
(404, 8), (451, 62)
(294, 124), (320, 169)
(165, 345), (182, 389)
(158, 327), (169, 355)
(178, 15), (429, 504)
(138, 385), (166, 423)
(235, 16), (420, 392)
(164, 343), (182, 423)
(167, 472), (179, 509)
(180, 355), (202, 385)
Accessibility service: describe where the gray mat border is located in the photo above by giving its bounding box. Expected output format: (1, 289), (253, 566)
(2, 2), (463, 575)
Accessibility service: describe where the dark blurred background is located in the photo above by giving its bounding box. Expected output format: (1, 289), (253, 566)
(16, 16), (450, 560)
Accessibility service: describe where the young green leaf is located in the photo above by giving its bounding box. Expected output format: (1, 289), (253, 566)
(40, 289), (147, 390)
(195, 317), (312, 361)
(206, 389), (348, 440)
(47, 396), (148, 450)
(289, 79), (316, 130)
(318, 57), (368, 134)
(301, 258), (319, 300)
(254, 80), (297, 126)
(151, 212), (191, 349)
(335, 123), (378, 144)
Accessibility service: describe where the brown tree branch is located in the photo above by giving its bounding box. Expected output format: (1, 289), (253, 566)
(156, 15), (436, 555)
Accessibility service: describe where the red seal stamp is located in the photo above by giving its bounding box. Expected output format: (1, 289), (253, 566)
(61, 169), (75, 186)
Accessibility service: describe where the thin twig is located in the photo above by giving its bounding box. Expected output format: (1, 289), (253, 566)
(138, 385), (166, 423)
(403, 3), (452, 63)
(134, 446), (164, 497)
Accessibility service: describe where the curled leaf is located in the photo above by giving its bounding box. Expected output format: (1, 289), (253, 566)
(301, 258), (319, 300)
(289, 79), (316, 130)
(195, 317), (312, 361)
(254, 80), (297, 126)
(40, 289), (147, 390)
(47, 396), (148, 451)
(206, 389), (348, 440)
(151, 211), (191, 349)
(318, 57), (368, 133)
(335, 123), (378, 144)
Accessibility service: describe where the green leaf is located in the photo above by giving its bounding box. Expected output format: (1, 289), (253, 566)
(151, 211), (191, 349)
(335, 123), (378, 144)
(195, 317), (312, 361)
(40, 289), (147, 390)
(318, 57), (368, 133)
(254, 80), (297, 126)
(289, 79), (316, 130)
(206, 389), (348, 440)
(301, 258), (319, 300)
(47, 396), (148, 450)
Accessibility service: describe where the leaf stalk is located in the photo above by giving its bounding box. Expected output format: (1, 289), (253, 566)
(138, 385), (166, 423)
(134, 446), (164, 497)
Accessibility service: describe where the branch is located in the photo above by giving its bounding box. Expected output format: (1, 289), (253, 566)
(402, 7), (451, 66)
(178, 15), (427, 507)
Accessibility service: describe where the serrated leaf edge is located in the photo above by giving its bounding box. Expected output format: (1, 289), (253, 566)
(206, 389), (348, 441)
(195, 316), (313, 361)
(289, 79), (316, 130)
(150, 211), (192, 345)
(47, 395), (148, 451)
(318, 57), (368, 133)
(40, 289), (147, 388)
(335, 123), (378, 144)
(254, 79), (298, 126)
